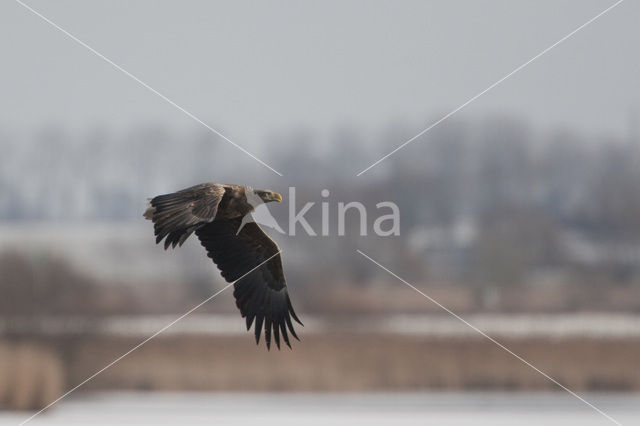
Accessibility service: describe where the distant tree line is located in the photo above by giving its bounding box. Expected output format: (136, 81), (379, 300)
(1, 116), (639, 312)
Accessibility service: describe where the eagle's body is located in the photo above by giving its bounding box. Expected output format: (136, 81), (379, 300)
(144, 183), (301, 349)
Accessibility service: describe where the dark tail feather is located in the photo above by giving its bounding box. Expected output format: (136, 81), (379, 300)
(144, 192), (202, 249)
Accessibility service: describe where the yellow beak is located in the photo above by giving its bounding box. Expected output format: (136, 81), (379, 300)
(272, 192), (283, 202)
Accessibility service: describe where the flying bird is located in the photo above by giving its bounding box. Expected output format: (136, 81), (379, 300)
(144, 183), (302, 349)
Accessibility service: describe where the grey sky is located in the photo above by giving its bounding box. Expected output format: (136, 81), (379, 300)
(1, 0), (638, 147)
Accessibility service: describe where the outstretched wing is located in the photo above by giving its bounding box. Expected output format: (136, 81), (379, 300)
(196, 217), (302, 349)
(144, 183), (225, 249)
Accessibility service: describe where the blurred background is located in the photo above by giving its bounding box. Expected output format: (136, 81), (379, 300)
(1, 0), (639, 424)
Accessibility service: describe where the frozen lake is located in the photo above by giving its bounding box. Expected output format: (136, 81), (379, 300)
(3, 392), (638, 425)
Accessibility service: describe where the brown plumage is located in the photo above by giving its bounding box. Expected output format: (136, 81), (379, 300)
(144, 183), (301, 349)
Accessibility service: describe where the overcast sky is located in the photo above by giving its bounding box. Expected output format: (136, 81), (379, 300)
(1, 0), (638, 147)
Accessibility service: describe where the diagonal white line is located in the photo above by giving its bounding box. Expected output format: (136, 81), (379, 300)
(356, 0), (625, 176)
(18, 250), (282, 426)
(14, 0), (283, 177)
(356, 249), (622, 426)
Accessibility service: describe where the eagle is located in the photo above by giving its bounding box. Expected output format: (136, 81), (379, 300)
(144, 183), (302, 349)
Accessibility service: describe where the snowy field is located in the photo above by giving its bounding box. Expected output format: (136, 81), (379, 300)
(3, 392), (638, 426)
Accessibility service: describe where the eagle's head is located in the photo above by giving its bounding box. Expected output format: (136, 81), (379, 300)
(254, 189), (283, 203)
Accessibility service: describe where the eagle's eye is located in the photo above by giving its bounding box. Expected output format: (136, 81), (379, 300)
(269, 192), (283, 203)
(257, 190), (282, 203)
